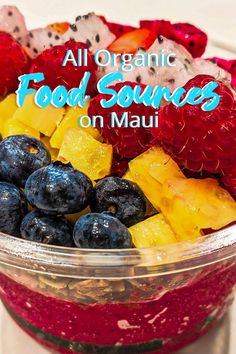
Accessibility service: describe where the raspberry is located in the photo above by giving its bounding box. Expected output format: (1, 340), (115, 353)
(88, 82), (157, 159)
(0, 31), (30, 99)
(152, 74), (236, 173)
(30, 40), (97, 95)
(110, 154), (129, 177)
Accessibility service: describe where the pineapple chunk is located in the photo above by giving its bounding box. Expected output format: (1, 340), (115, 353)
(129, 147), (185, 209)
(160, 178), (236, 240)
(0, 94), (18, 134)
(123, 169), (135, 182)
(50, 104), (102, 149)
(41, 136), (59, 161)
(129, 214), (176, 247)
(13, 94), (65, 136)
(58, 128), (112, 181)
(2, 117), (40, 139)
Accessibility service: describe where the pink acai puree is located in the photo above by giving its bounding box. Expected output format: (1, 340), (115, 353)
(0, 261), (236, 354)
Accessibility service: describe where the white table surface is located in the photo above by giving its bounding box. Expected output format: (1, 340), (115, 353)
(0, 0), (235, 353)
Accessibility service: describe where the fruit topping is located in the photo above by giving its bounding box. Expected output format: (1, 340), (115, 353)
(90, 177), (146, 227)
(140, 19), (207, 57)
(25, 161), (93, 215)
(47, 22), (70, 35)
(20, 210), (74, 246)
(170, 23), (207, 58)
(88, 81), (157, 159)
(129, 214), (176, 247)
(50, 104), (101, 150)
(152, 75), (236, 173)
(159, 178), (236, 240)
(62, 12), (116, 54)
(0, 94), (18, 135)
(30, 40), (97, 94)
(0, 181), (27, 236)
(0, 5), (28, 46)
(58, 128), (112, 181)
(0, 135), (51, 187)
(106, 22), (136, 38)
(2, 117), (40, 140)
(73, 213), (132, 249)
(13, 93), (65, 137)
(128, 147), (185, 209)
(0, 31), (30, 99)
(108, 28), (156, 54)
(208, 57), (236, 89)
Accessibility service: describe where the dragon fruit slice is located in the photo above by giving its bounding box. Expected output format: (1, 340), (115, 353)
(62, 13), (116, 54)
(140, 20), (207, 58)
(25, 28), (64, 58)
(106, 22), (136, 38)
(97, 36), (195, 91)
(208, 57), (236, 89)
(140, 19), (172, 38)
(171, 23), (207, 58)
(0, 5), (28, 46)
(192, 58), (232, 86)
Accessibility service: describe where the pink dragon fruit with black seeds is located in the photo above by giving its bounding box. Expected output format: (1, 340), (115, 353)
(140, 19), (173, 38)
(140, 19), (207, 58)
(106, 22), (136, 38)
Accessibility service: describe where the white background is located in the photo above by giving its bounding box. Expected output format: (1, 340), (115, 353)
(0, 0), (235, 353)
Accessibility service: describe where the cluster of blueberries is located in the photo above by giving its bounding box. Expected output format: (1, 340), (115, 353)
(0, 135), (147, 249)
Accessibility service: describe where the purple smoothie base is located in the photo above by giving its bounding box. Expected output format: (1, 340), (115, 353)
(0, 261), (236, 354)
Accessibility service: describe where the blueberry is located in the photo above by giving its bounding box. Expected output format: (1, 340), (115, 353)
(73, 213), (132, 249)
(20, 211), (74, 246)
(0, 181), (28, 236)
(90, 177), (146, 227)
(0, 135), (51, 187)
(25, 161), (93, 214)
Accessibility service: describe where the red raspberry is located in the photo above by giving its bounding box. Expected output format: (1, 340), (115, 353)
(88, 82), (157, 159)
(110, 154), (129, 177)
(152, 75), (236, 173)
(30, 40), (97, 95)
(0, 31), (30, 99)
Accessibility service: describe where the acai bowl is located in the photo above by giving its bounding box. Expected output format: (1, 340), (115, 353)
(0, 4), (236, 354)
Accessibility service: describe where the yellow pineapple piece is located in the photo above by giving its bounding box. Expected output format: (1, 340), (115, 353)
(41, 136), (59, 161)
(58, 128), (112, 181)
(50, 104), (102, 149)
(2, 117), (40, 139)
(128, 147), (185, 209)
(123, 169), (135, 182)
(129, 214), (176, 247)
(0, 94), (18, 134)
(65, 206), (91, 224)
(160, 178), (236, 240)
(13, 94), (65, 136)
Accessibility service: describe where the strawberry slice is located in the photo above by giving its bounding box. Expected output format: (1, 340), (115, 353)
(108, 28), (156, 53)
(47, 22), (70, 34)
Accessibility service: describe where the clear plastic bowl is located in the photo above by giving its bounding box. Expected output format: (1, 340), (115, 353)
(0, 225), (236, 354)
